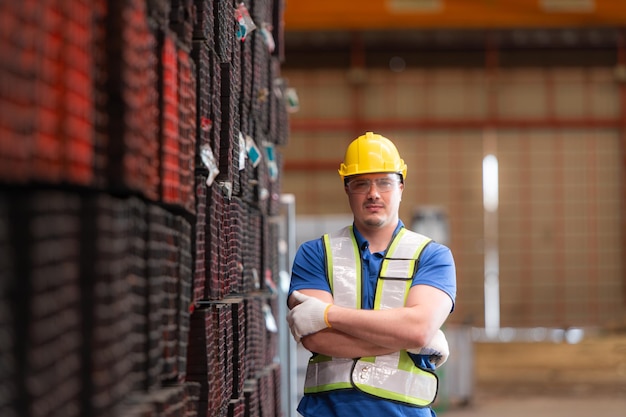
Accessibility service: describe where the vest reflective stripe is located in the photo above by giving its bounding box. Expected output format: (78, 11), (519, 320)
(322, 226), (361, 309)
(352, 353), (437, 406)
(376, 228), (433, 310)
(305, 226), (438, 407)
(304, 357), (354, 393)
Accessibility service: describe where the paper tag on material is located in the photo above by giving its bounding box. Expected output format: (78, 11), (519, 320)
(260, 23), (275, 53)
(239, 132), (247, 170)
(285, 88), (300, 113)
(236, 3), (257, 41)
(263, 303), (278, 333)
(246, 135), (262, 168)
(263, 142), (278, 182)
(200, 144), (219, 186)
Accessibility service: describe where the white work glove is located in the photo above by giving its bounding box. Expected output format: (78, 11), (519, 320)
(408, 329), (449, 368)
(287, 291), (332, 343)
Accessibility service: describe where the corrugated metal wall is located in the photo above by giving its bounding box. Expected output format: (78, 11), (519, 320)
(282, 66), (623, 329)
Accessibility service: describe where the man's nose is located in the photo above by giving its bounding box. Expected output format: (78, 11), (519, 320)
(366, 183), (381, 196)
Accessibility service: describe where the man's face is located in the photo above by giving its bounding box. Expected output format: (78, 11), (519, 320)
(344, 173), (404, 230)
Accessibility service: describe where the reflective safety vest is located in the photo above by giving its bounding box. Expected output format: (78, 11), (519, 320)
(303, 226), (439, 407)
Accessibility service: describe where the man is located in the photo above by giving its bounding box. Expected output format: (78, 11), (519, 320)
(287, 132), (457, 417)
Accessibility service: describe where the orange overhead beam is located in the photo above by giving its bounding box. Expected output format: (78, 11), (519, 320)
(284, 0), (626, 31)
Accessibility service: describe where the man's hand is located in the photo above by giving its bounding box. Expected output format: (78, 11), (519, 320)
(287, 291), (332, 342)
(408, 329), (449, 368)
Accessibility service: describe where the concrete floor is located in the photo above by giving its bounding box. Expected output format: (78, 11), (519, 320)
(440, 395), (626, 417)
(439, 332), (626, 417)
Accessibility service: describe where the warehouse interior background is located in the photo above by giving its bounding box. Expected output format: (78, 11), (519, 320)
(279, 0), (626, 416)
(1, 1), (625, 417)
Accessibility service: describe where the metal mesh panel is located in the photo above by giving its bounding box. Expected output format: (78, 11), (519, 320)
(243, 379), (259, 417)
(186, 307), (216, 417)
(193, 175), (209, 303)
(105, 0), (160, 200)
(214, 0), (235, 63)
(126, 197), (149, 392)
(159, 31), (181, 206)
(0, 194), (17, 417)
(170, 0), (195, 49)
(24, 192), (83, 417)
(193, 0), (215, 46)
(191, 40), (214, 172)
(206, 186), (227, 300)
(84, 195), (136, 417)
(177, 217), (193, 383)
(178, 47), (197, 214)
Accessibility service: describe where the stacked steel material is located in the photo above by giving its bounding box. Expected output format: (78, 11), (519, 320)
(170, 0), (195, 48)
(226, 298), (247, 400)
(265, 296), (280, 364)
(126, 198), (150, 391)
(83, 195), (136, 417)
(0, 1), (95, 186)
(242, 206), (263, 293)
(92, 0), (110, 186)
(226, 199), (245, 293)
(193, 0), (215, 47)
(211, 302), (233, 416)
(145, 205), (194, 388)
(192, 175), (209, 302)
(184, 381), (201, 417)
(159, 32), (182, 206)
(243, 379), (260, 417)
(58, 0), (95, 185)
(258, 367), (276, 417)
(146, 385), (186, 416)
(228, 397), (245, 417)
(244, 297), (266, 377)
(185, 308), (216, 416)
(146, 206), (168, 389)
(190, 40), (216, 173)
(177, 218), (193, 383)
(19, 192), (84, 417)
(104, 0), (161, 200)
(250, 0), (272, 138)
(0, 0), (289, 415)
(271, 363), (282, 416)
(205, 186), (227, 300)
(239, 32), (254, 136)
(0, 198), (15, 417)
(187, 281), (274, 417)
(178, 48), (198, 215)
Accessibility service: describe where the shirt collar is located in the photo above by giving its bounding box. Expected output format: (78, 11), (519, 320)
(352, 220), (405, 252)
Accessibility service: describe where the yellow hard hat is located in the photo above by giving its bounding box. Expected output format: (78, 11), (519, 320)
(338, 132), (407, 180)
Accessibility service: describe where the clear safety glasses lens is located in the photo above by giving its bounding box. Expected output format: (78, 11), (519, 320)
(347, 178), (400, 194)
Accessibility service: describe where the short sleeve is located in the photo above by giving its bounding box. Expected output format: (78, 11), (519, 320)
(413, 242), (457, 311)
(288, 238), (332, 296)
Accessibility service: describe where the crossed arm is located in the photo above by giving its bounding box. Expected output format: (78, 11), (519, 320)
(287, 284), (453, 359)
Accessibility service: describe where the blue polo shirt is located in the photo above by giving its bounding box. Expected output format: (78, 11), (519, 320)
(288, 221), (457, 417)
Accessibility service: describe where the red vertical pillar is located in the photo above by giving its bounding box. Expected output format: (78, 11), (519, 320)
(618, 32), (626, 307)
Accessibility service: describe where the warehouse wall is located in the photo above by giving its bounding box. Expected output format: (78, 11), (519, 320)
(282, 65), (624, 330)
(0, 1), (289, 417)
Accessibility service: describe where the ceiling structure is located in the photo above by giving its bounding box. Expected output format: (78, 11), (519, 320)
(280, 0), (626, 69)
(283, 0), (626, 31)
